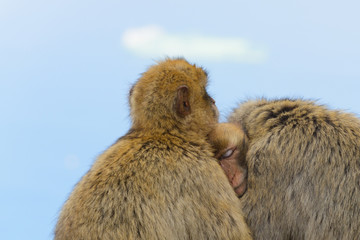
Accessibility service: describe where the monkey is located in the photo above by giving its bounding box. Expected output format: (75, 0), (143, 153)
(54, 58), (252, 240)
(208, 123), (249, 197)
(212, 98), (360, 240)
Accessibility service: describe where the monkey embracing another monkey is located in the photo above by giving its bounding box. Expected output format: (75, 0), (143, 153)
(212, 99), (360, 240)
(55, 58), (252, 240)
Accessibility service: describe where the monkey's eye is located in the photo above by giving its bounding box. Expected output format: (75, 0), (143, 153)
(221, 148), (235, 159)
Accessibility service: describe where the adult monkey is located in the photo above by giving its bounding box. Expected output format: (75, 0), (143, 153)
(55, 58), (252, 240)
(210, 99), (360, 239)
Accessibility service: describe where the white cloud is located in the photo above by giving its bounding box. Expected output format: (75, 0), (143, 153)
(122, 25), (267, 63)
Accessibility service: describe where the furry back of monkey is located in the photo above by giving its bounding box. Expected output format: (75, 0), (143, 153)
(230, 99), (360, 240)
(55, 58), (251, 240)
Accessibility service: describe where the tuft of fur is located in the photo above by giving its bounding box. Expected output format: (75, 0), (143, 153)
(229, 98), (360, 240)
(55, 58), (252, 240)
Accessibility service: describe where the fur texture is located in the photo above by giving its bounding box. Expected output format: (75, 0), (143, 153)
(229, 98), (360, 240)
(55, 58), (252, 240)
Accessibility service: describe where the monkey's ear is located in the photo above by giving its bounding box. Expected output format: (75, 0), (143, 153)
(175, 85), (191, 118)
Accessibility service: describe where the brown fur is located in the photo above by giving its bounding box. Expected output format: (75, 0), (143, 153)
(229, 98), (360, 240)
(55, 58), (252, 240)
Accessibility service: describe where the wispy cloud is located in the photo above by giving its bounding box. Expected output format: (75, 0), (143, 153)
(122, 25), (267, 63)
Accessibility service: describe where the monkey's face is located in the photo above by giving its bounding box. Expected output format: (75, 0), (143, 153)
(209, 123), (248, 197)
(217, 144), (248, 197)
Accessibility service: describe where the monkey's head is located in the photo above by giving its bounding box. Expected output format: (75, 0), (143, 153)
(208, 123), (248, 197)
(129, 58), (219, 136)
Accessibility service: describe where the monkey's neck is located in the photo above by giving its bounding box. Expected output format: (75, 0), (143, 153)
(128, 127), (210, 145)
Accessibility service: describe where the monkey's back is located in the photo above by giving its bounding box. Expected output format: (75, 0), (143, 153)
(55, 131), (251, 240)
(230, 99), (360, 240)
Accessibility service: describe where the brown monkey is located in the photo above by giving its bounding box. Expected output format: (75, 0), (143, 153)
(208, 123), (248, 197)
(224, 98), (360, 240)
(55, 58), (252, 240)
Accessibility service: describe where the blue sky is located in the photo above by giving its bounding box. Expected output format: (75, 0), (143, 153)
(1, 0), (360, 239)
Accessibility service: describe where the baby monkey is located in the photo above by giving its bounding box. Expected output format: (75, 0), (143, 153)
(209, 123), (248, 197)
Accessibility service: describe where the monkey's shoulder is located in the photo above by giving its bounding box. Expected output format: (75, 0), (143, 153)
(68, 133), (226, 217)
(87, 133), (216, 184)
(230, 99), (360, 139)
